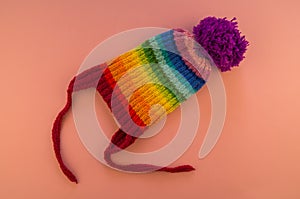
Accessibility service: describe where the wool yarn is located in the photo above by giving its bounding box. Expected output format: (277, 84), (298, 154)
(52, 16), (249, 183)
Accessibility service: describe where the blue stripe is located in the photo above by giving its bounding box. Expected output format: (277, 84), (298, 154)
(155, 31), (206, 91)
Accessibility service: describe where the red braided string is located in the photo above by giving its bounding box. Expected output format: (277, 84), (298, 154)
(52, 77), (78, 183)
(104, 128), (195, 173)
(52, 65), (103, 183)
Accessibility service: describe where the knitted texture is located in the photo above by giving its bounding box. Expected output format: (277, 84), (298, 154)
(98, 29), (211, 135)
(52, 28), (213, 183)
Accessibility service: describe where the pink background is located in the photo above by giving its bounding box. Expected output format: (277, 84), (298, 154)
(1, 0), (300, 198)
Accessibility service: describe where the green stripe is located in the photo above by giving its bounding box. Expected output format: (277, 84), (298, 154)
(140, 40), (185, 102)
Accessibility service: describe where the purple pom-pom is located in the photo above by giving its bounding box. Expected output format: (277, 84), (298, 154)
(193, 17), (249, 72)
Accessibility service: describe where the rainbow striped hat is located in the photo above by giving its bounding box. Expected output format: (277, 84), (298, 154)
(52, 16), (249, 183)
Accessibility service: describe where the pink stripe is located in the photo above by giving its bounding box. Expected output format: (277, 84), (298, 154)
(173, 29), (211, 81)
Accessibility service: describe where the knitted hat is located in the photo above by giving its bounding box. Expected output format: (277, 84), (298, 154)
(52, 16), (249, 183)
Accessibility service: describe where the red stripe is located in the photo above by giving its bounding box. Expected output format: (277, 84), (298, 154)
(96, 67), (146, 136)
